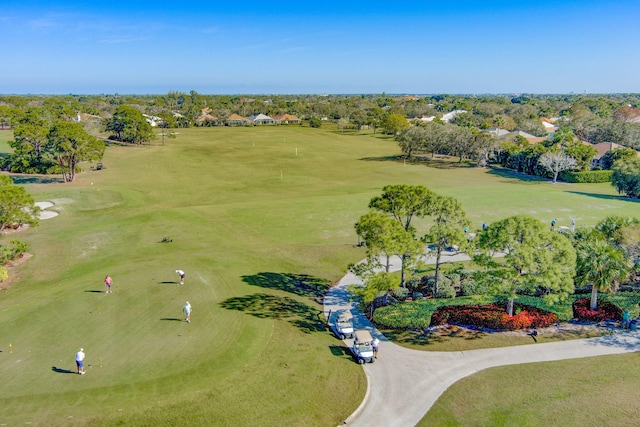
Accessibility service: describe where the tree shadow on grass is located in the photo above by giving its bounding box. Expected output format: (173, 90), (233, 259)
(359, 154), (477, 169)
(565, 191), (640, 204)
(486, 167), (549, 183)
(220, 293), (327, 334)
(241, 272), (331, 301)
(52, 366), (76, 374)
(10, 175), (64, 184)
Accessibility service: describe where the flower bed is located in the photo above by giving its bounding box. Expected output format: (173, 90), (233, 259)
(572, 298), (622, 322)
(430, 303), (558, 331)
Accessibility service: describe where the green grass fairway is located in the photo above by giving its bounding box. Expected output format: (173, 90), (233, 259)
(1, 126), (639, 426)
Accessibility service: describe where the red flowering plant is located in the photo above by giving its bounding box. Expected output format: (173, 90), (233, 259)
(430, 303), (557, 331)
(572, 298), (622, 322)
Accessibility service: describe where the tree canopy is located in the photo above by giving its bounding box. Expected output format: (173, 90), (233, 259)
(474, 215), (576, 316)
(47, 121), (104, 182)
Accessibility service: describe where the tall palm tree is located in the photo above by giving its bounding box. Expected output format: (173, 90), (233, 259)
(575, 237), (632, 310)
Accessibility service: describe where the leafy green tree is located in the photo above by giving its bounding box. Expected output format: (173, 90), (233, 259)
(474, 215), (576, 316)
(381, 113), (409, 135)
(421, 195), (470, 295)
(575, 237), (631, 310)
(563, 139), (597, 171)
(600, 147), (637, 170)
(0, 175), (40, 231)
(308, 117), (322, 128)
(611, 157), (640, 198)
(347, 271), (398, 315)
(46, 121), (105, 182)
(9, 110), (55, 173)
(104, 105), (154, 144)
(368, 184), (435, 285)
(368, 184), (434, 232)
(396, 126), (425, 159)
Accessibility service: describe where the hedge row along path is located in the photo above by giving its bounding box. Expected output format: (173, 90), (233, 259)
(323, 253), (640, 427)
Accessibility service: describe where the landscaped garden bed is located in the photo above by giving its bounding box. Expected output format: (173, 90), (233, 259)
(572, 297), (622, 322)
(430, 302), (557, 331)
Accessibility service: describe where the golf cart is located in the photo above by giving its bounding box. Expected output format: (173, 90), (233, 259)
(351, 330), (375, 364)
(333, 311), (354, 340)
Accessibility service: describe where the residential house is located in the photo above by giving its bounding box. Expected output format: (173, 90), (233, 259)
(541, 118), (558, 133)
(441, 110), (467, 123)
(273, 114), (301, 124)
(226, 113), (251, 126)
(195, 113), (220, 126)
(247, 113), (275, 125)
(590, 142), (640, 168)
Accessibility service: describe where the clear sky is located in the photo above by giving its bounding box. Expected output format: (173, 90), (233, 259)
(1, 0), (639, 95)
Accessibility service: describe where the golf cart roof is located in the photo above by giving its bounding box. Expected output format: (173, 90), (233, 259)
(337, 311), (353, 322)
(354, 330), (373, 343)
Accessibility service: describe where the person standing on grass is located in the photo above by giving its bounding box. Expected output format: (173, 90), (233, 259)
(372, 337), (380, 358)
(183, 301), (191, 323)
(104, 275), (112, 293)
(76, 348), (85, 375)
(176, 269), (185, 285)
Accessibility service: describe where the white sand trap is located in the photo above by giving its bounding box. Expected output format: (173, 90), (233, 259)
(35, 201), (59, 219)
(35, 201), (54, 210)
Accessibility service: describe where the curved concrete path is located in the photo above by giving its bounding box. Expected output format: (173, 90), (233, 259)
(323, 254), (640, 427)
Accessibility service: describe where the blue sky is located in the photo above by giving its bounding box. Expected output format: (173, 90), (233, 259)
(1, 1), (639, 94)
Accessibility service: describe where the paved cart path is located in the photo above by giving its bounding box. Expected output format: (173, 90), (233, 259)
(323, 254), (640, 427)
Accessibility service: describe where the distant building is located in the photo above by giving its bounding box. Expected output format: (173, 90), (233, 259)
(247, 113), (275, 125)
(273, 114), (301, 125)
(226, 113), (251, 126)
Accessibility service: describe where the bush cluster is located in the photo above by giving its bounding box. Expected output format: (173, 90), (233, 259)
(430, 303), (558, 331)
(572, 298), (622, 321)
(559, 170), (614, 183)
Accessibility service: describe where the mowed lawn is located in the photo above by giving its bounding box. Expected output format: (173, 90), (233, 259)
(1, 125), (639, 426)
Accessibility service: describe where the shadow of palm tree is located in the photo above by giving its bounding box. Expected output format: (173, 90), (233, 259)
(220, 293), (327, 334)
(241, 272), (331, 300)
(52, 366), (76, 374)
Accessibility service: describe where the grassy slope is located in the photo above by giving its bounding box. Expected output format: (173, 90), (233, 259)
(420, 353), (640, 427)
(0, 126), (638, 425)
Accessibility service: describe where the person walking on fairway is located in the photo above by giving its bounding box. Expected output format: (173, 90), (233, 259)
(176, 269), (185, 285)
(183, 301), (191, 323)
(104, 275), (112, 293)
(76, 348), (85, 375)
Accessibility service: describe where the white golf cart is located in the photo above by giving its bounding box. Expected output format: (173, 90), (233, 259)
(351, 330), (375, 364)
(333, 311), (354, 340)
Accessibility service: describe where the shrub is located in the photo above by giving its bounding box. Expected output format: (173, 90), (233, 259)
(572, 298), (622, 322)
(459, 277), (490, 296)
(430, 303), (557, 331)
(435, 280), (456, 299)
(559, 170), (613, 183)
(412, 292), (424, 300)
(393, 287), (409, 301)
(0, 266), (7, 282)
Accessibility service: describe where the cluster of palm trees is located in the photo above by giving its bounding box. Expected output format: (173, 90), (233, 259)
(573, 216), (639, 310)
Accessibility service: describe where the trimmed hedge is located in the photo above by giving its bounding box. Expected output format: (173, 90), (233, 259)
(559, 170), (613, 183)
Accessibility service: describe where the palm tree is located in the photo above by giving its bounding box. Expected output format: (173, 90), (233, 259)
(575, 237), (632, 310)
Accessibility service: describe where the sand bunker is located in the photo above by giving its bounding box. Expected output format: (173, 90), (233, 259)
(35, 201), (59, 219)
